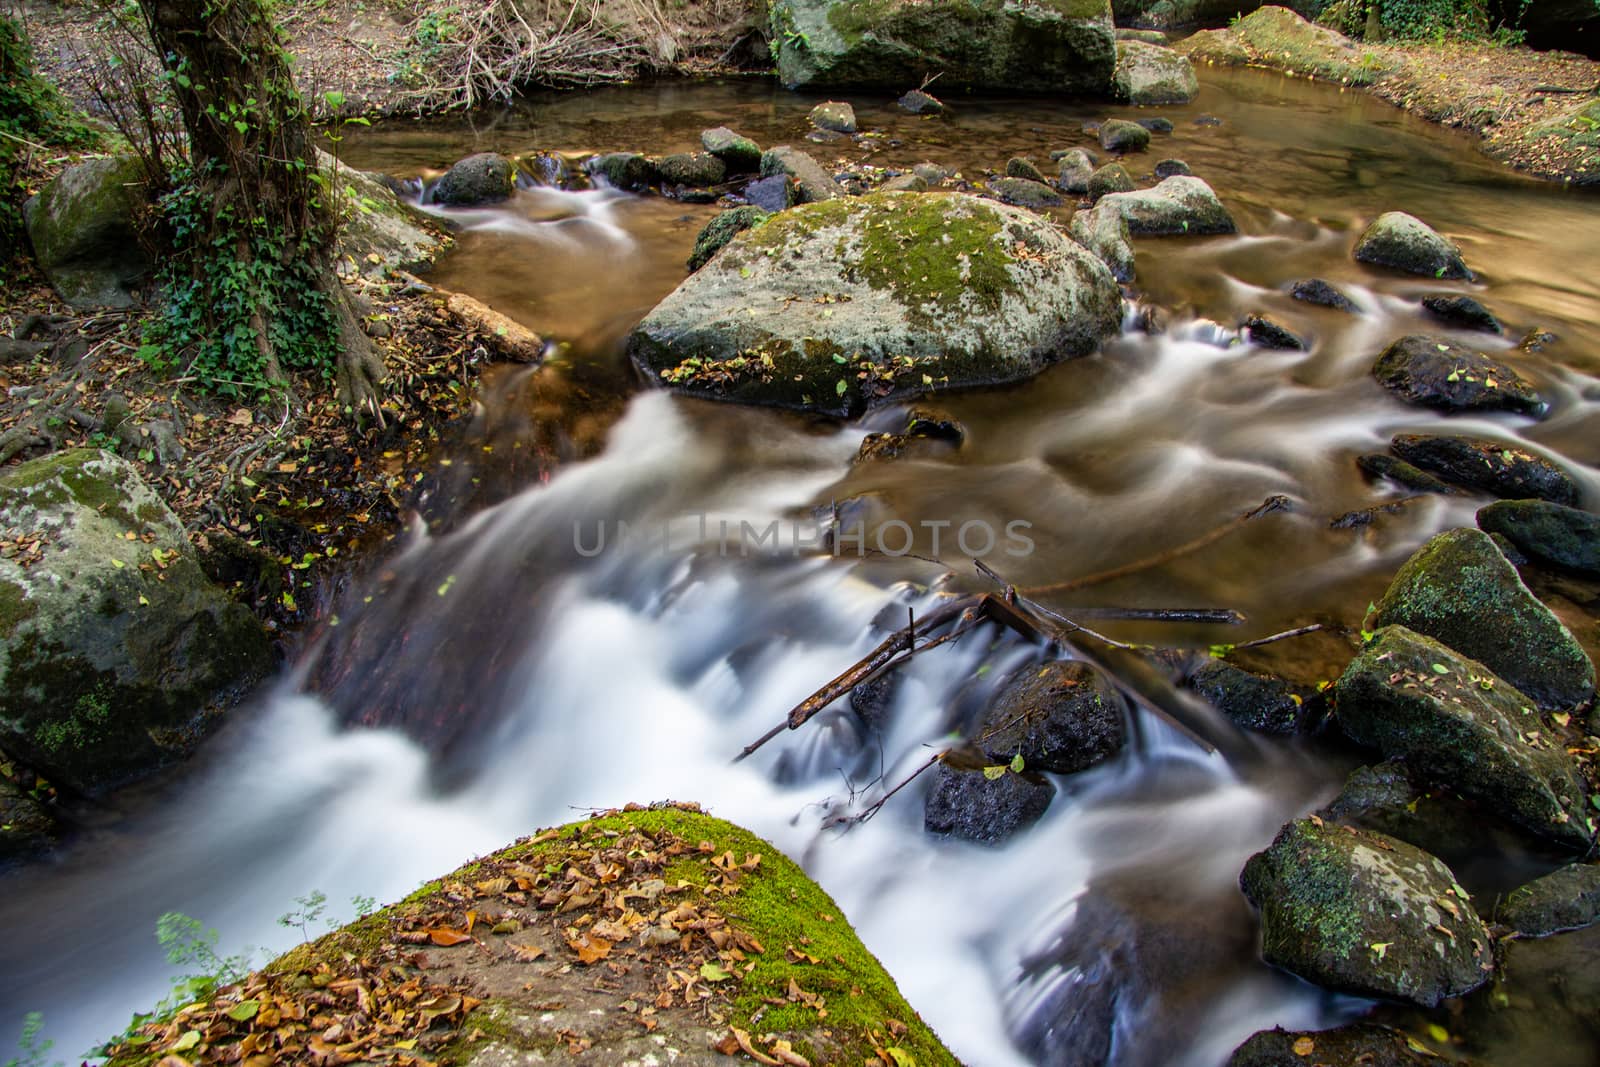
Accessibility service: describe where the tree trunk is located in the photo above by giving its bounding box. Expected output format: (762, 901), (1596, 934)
(137, 0), (385, 413)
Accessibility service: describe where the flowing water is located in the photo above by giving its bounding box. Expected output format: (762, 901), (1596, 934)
(4, 68), (1600, 1065)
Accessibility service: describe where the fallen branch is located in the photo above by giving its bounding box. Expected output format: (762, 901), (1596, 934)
(1228, 622), (1330, 652)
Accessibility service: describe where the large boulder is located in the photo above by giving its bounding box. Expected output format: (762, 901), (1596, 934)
(0, 451), (270, 795)
(628, 191), (1122, 416)
(1240, 817), (1493, 1007)
(1501, 864), (1600, 937)
(1334, 626), (1594, 851)
(976, 660), (1127, 773)
(1230, 5), (1394, 84)
(1173, 27), (1252, 66)
(1477, 499), (1600, 578)
(319, 151), (448, 276)
(769, 0), (1116, 95)
(1113, 40), (1199, 104)
(1371, 335), (1543, 415)
(431, 152), (516, 206)
(1354, 211), (1472, 280)
(1390, 433), (1581, 507)
(1371, 527), (1594, 711)
(23, 154), (153, 308)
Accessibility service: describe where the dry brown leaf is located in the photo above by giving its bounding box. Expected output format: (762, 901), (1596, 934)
(426, 928), (473, 947)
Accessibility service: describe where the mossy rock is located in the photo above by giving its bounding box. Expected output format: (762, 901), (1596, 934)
(0, 771), (58, 861)
(628, 191), (1122, 417)
(587, 152), (658, 192)
(688, 206), (771, 271)
(1476, 499), (1600, 578)
(1186, 658), (1311, 734)
(21, 153), (152, 308)
(1527, 97), (1600, 182)
(1371, 334), (1543, 416)
(1086, 161), (1135, 200)
(1334, 626), (1594, 851)
(1094, 174), (1236, 235)
(1371, 527), (1595, 711)
(1173, 27), (1252, 65)
(1240, 817), (1493, 1007)
(104, 805), (959, 1067)
(701, 126), (763, 173)
(1230, 5), (1394, 84)
(1099, 117), (1151, 152)
(1390, 433), (1580, 506)
(769, 0), (1116, 94)
(432, 152), (516, 206)
(1113, 40), (1199, 104)
(658, 151), (728, 189)
(318, 150), (449, 277)
(0, 450), (270, 795)
(1226, 1022), (1436, 1066)
(1420, 293), (1501, 334)
(1070, 202), (1136, 280)
(1500, 863), (1600, 937)
(990, 176), (1064, 208)
(1353, 211), (1471, 280)
(1057, 148), (1096, 193)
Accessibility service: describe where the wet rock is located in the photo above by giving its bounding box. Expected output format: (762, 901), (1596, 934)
(1226, 1023), (1434, 1067)
(0, 450), (271, 795)
(806, 128), (849, 147)
(656, 152), (727, 189)
(1239, 817), (1493, 1007)
(809, 100), (857, 134)
(1005, 156), (1048, 183)
(518, 150), (571, 187)
(587, 152), (658, 193)
(1114, 40), (1198, 104)
(1321, 761), (1510, 873)
(1186, 659), (1309, 734)
(1518, 327), (1557, 353)
(897, 88), (945, 114)
(0, 773), (58, 861)
(1390, 433), (1580, 506)
(743, 174), (795, 213)
(1422, 293), (1502, 334)
(905, 408), (965, 443)
(911, 162), (952, 184)
(1086, 162), (1136, 200)
(687, 206), (770, 271)
(1370, 527), (1594, 711)
(991, 177), (1063, 209)
(1336, 628), (1593, 849)
(769, 0), (1117, 95)
(1069, 200), (1135, 281)
(630, 192), (1122, 417)
(22, 154), (152, 308)
(1477, 499), (1600, 578)
(977, 660), (1127, 773)
(1099, 118), (1152, 153)
(1056, 149), (1096, 194)
(1173, 28), (1251, 67)
(1243, 315), (1306, 350)
(1136, 116), (1175, 132)
(923, 763), (1055, 845)
(849, 672), (899, 733)
(1331, 497), (1425, 530)
(879, 174), (928, 193)
(1093, 174), (1237, 235)
(1501, 864), (1600, 937)
(1354, 211), (1472, 280)
(701, 126), (763, 173)
(1153, 158), (1191, 178)
(1371, 335), (1543, 415)
(433, 151), (516, 205)
(759, 146), (845, 203)
(1289, 277), (1361, 313)
(853, 432), (910, 463)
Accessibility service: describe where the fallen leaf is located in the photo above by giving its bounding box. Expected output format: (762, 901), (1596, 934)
(1291, 1035), (1315, 1056)
(426, 927), (473, 946)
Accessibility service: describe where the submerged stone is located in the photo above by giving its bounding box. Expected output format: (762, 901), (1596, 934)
(1477, 499), (1600, 577)
(1390, 433), (1580, 506)
(1244, 315), (1306, 350)
(1354, 211), (1472, 280)
(1371, 334), (1543, 415)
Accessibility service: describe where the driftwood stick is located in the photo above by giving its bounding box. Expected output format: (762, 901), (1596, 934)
(1229, 622), (1330, 651)
(1066, 606), (1246, 625)
(1023, 495), (1293, 596)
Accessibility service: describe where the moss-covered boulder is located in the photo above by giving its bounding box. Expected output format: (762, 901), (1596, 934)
(1371, 527), (1594, 710)
(1099, 117), (1151, 152)
(769, 0), (1116, 94)
(1501, 864), (1600, 937)
(990, 176), (1064, 208)
(628, 191), (1122, 416)
(1334, 626), (1594, 850)
(1371, 334), (1544, 416)
(104, 804), (958, 1067)
(1113, 40), (1199, 104)
(587, 152), (658, 192)
(432, 152), (516, 206)
(702, 126), (763, 173)
(1173, 27), (1253, 65)
(22, 154), (152, 308)
(1390, 433), (1581, 507)
(0, 450), (270, 795)
(1186, 658), (1311, 734)
(1087, 161), (1135, 200)
(1476, 499), (1600, 578)
(320, 151), (449, 277)
(657, 151), (728, 189)
(1240, 817), (1493, 1007)
(1354, 211), (1472, 280)
(1226, 1022), (1435, 1067)
(1230, 5), (1393, 84)
(688, 206), (771, 271)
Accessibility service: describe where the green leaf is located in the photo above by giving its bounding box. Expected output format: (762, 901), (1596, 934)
(227, 1000), (260, 1022)
(699, 962), (732, 982)
(282, 591), (297, 611)
(886, 1049), (917, 1067)
(982, 765), (1006, 781)
(172, 1030), (201, 1052)
(1009, 753), (1024, 774)
(324, 90), (346, 108)
(1431, 663), (1449, 674)
(835, 379), (847, 396)
(233, 120), (249, 135)
(1370, 941), (1391, 959)
(110, 558), (125, 569)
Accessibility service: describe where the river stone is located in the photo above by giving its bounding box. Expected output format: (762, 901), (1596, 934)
(1422, 293), (1501, 334)
(1069, 203), (1135, 281)
(1501, 864), (1600, 937)
(1371, 335), (1543, 415)
(1290, 277), (1361, 312)
(1372, 527), (1595, 711)
(1005, 157), (1048, 183)
(1174, 27), (1252, 66)
(1113, 40), (1199, 104)
(1239, 817), (1493, 1007)
(587, 152), (658, 193)
(743, 174), (795, 213)
(1320, 761), (1506, 873)
(1137, 116), (1174, 132)
(1226, 1023), (1435, 1067)
(898, 88), (945, 114)
(977, 660), (1127, 773)
(1099, 118), (1151, 153)
(701, 127), (763, 172)
(687, 206), (770, 272)
(433, 152), (516, 205)
(656, 152), (727, 189)
(809, 100), (857, 134)
(1057, 149), (1095, 193)
(759, 146), (845, 203)
(629, 192), (1123, 417)
(1334, 626), (1593, 849)
(1354, 211), (1472, 280)
(1477, 499), (1600, 577)
(924, 763), (1055, 845)
(22, 154), (152, 308)
(1094, 174), (1236, 235)
(1186, 659), (1308, 734)
(1153, 158), (1191, 178)
(880, 174), (928, 193)
(1086, 162), (1135, 201)
(1390, 433), (1581, 506)
(991, 177), (1063, 209)
(1357, 453), (1459, 495)
(1244, 315), (1306, 350)
(319, 151), (447, 277)
(769, 0), (1116, 95)
(0, 450), (270, 795)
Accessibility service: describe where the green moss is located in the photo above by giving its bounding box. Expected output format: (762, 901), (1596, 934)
(0, 579), (35, 641)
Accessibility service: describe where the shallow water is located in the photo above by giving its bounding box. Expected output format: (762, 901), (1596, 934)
(3, 67), (1599, 1065)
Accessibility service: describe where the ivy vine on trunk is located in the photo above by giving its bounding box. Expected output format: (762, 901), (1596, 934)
(135, 0), (386, 414)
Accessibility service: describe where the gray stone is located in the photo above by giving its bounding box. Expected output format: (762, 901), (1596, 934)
(897, 89), (945, 114)
(1153, 158), (1191, 178)
(911, 162), (952, 184)
(879, 174), (928, 193)
(1087, 162), (1135, 201)
(1093, 174), (1236, 235)
(1354, 211), (1471, 280)
(432, 152), (516, 206)
(1070, 202), (1135, 281)
(1005, 156), (1048, 183)
(809, 100), (858, 134)
(1057, 149), (1096, 194)
(321, 151), (448, 276)
(1356, 451), (1460, 492)
(1290, 277), (1361, 313)
(1113, 40), (1199, 104)
(1244, 315), (1306, 350)
(759, 146), (845, 203)
(23, 154), (152, 308)
(587, 152), (657, 193)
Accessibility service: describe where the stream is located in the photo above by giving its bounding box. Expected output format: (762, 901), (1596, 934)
(3, 68), (1600, 1065)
